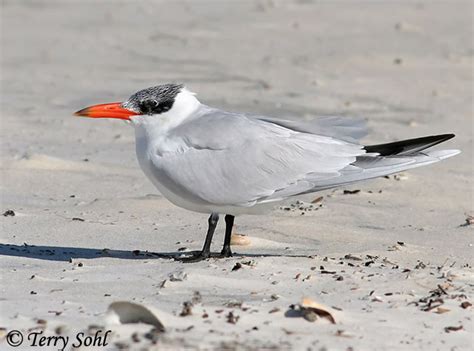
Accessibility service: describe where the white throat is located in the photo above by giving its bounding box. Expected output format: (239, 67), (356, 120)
(130, 88), (201, 130)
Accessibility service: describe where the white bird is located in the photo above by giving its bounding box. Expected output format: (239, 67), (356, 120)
(75, 83), (460, 260)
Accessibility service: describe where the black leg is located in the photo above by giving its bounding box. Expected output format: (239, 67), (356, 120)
(200, 212), (219, 258)
(221, 214), (234, 257)
(180, 213), (238, 262)
(178, 213), (219, 262)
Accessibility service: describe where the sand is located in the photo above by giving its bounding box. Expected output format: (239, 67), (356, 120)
(1, 0), (472, 350)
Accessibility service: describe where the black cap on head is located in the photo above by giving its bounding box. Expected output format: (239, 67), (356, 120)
(123, 83), (184, 115)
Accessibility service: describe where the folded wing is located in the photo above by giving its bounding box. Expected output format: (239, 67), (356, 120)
(150, 109), (365, 206)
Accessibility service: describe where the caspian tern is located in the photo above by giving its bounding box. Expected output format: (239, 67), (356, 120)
(75, 83), (459, 260)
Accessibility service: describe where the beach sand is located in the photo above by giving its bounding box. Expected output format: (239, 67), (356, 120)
(1, 1), (472, 350)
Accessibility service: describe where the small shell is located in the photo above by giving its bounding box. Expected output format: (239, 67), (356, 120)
(301, 297), (336, 324)
(106, 301), (165, 331)
(230, 234), (251, 246)
(435, 307), (450, 314)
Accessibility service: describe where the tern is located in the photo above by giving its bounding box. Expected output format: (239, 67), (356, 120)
(75, 83), (459, 261)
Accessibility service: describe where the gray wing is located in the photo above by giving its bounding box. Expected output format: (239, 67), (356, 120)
(151, 108), (365, 206)
(251, 115), (368, 142)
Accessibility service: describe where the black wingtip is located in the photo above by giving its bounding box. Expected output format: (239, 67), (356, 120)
(443, 133), (455, 141)
(365, 134), (456, 156)
(431, 133), (455, 141)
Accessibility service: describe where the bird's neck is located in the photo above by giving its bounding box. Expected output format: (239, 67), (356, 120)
(163, 88), (201, 126)
(131, 89), (202, 157)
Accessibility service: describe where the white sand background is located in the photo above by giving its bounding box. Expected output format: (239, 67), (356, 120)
(1, 0), (473, 350)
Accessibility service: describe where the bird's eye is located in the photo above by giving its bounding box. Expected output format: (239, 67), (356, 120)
(138, 100), (159, 115)
(138, 99), (174, 115)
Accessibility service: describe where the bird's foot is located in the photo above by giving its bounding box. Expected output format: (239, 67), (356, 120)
(220, 246), (233, 258)
(176, 250), (211, 263)
(174, 248), (233, 262)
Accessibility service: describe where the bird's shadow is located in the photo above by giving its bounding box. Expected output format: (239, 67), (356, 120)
(0, 243), (312, 262)
(0, 243), (174, 261)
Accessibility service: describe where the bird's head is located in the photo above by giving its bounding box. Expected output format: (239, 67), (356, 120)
(74, 83), (198, 121)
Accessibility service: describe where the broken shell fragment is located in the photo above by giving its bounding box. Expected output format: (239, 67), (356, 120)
(106, 301), (165, 332)
(300, 297), (336, 324)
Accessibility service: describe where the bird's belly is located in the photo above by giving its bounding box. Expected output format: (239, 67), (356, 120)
(136, 153), (276, 215)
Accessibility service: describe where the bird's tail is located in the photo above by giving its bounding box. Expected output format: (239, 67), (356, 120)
(311, 134), (460, 190)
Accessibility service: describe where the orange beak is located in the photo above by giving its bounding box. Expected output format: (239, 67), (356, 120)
(74, 102), (139, 120)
